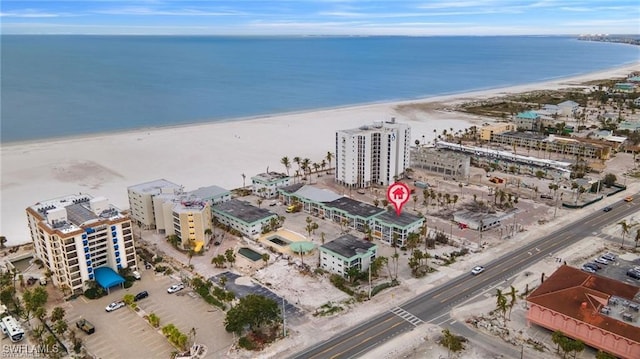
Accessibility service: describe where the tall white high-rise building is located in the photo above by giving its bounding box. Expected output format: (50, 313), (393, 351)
(26, 194), (137, 294)
(335, 119), (411, 188)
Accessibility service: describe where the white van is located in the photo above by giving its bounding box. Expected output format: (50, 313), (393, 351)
(132, 271), (141, 280)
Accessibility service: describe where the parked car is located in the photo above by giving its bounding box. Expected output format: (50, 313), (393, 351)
(594, 257), (610, 265)
(471, 266), (485, 275)
(582, 266), (596, 273)
(134, 291), (149, 301)
(132, 271), (141, 280)
(601, 253), (617, 262)
(583, 263), (600, 271)
(105, 301), (125, 312)
(167, 283), (185, 294)
(603, 206), (612, 212)
(76, 319), (95, 334)
(626, 269), (640, 280)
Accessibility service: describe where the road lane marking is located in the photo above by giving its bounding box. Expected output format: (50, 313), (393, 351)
(329, 322), (404, 359)
(309, 316), (398, 359)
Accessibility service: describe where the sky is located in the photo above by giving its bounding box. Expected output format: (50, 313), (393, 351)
(1, 0), (639, 36)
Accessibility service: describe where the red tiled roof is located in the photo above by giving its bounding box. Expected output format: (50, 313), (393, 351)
(527, 265), (640, 343)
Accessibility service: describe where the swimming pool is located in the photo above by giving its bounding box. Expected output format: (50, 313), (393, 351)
(267, 235), (291, 247)
(238, 247), (262, 262)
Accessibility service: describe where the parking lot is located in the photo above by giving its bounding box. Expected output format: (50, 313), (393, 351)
(66, 269), (233, 358)
(581, 252), (640, 287)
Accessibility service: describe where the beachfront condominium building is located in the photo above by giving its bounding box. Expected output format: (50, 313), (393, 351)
(26, 194), (137, 294)
(153, 195), (212, 252)
(319, 234), (377, 278)
(212, 199), (278, 239)
(127, 179), (183, 230)
(335, 118), (410, 188)
(252, 172), (291, 198)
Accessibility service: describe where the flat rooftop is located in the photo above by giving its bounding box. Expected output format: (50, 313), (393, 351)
(326, 197), (385, 218)
(374, 210), (423, 227)
(128, 179), (182, 194)
(252, 172), (290, 183)
(321, 234), (376, 259)
(188, 185), (230, 199)
(213, 199), (277, 224)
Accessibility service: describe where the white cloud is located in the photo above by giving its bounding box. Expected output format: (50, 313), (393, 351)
(0, 9), (67, 18)
(95, 6), (245, 16)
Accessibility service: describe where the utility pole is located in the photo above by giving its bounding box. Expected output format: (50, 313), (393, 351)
(368, 263), (372, 300)
(282, 298), (286, 337)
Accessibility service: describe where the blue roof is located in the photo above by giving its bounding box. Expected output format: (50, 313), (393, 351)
(94, 267), (125, 289)
(516, 111), (539, 119)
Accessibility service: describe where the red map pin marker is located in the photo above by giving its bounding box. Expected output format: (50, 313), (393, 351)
(386, 182), (410, 216)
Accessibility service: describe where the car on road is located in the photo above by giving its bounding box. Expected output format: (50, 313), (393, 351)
(582, 266), (596, 273)
(132, 271), (141, 280)
(594, 257), (610, 265)
(471, 266), (485, 275)
(625, 196), (634, 202)
(105, 301), (125, 312)
(167, 284), (185, 294)
(603, 206), (612, 212)
(134, 291), (149, 301)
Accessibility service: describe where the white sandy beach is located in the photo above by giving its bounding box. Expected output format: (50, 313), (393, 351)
(1, 62), (638, 246)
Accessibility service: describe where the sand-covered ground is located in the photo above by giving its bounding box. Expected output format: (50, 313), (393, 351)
(1, 62), (639, 246)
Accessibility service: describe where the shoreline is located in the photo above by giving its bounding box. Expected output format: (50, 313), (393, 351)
(1, 62), (639, 246)
(2, 61), (638, 147)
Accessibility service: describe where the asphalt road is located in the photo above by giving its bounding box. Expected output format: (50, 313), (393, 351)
(291, 195), (639, 359)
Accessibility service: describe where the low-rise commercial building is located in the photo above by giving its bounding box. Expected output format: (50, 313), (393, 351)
(320, 234), (377, 277)
(26, 194), (137, 294)
(527, 265), (640, 359)
(212, 199), (278, 239)
(410, 147), (470, 180)
(490, 132), (612, 160)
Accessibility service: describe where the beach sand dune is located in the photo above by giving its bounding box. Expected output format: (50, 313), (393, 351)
(1, 63), (638, 246)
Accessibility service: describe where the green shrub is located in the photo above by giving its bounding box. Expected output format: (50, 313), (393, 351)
(238, 336), (256, 350)
(371, 281), (398, 297)
(84, 287), (106, 299)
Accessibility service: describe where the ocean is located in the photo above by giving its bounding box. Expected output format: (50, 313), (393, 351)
(1, 35), (638, 143)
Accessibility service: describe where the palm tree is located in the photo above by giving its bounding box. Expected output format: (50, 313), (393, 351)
(293, 156), (301, 175)
(281, 156), (291, 176)
(507, 285), (518, 320)
(326, 151), (334, 174)
(312, 162), (320, 178)
(495, 288), (508, 325)
(618, 220), (631, 248)
(301, 158), (311, 179)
